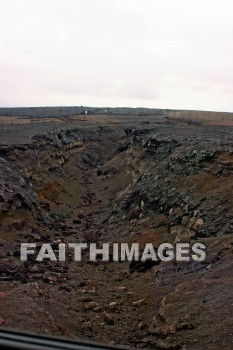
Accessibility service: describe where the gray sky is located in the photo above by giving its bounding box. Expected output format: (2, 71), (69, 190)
(0, 0), (233, 111)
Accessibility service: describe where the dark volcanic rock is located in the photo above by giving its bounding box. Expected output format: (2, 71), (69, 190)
(0, 157), (39, 215)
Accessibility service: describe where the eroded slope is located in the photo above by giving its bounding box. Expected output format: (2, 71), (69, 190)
(0, 117), (233, 350)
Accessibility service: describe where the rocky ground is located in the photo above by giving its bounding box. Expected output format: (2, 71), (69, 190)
(0, 112), (233, 350)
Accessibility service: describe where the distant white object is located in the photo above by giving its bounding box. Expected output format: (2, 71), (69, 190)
(85, 110), (88, 115)
(140, 199), (145, 210)
(105, 110), (107, 113)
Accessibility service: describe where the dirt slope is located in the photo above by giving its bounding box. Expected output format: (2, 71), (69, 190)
(0, 114), (233, 350)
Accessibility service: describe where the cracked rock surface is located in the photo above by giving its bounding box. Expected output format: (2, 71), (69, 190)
(0, 113), (233, 350)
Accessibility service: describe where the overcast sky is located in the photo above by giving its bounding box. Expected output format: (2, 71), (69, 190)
(0, 0), (233, 111)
